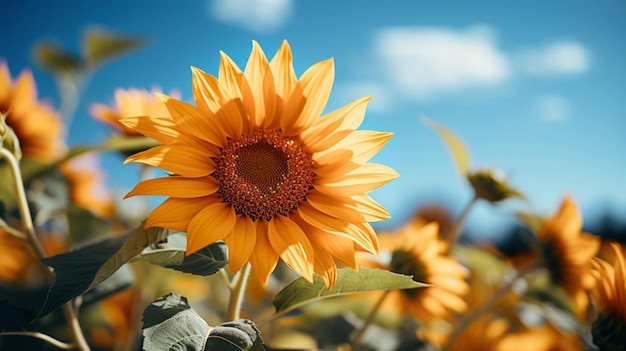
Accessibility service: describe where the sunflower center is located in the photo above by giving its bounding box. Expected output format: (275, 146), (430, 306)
(391, 249), (426, 297)
(213, 129), (315, 221)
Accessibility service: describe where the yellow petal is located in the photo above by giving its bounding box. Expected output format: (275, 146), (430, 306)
(323, 130), (393, 165)
(298, 203), (378, 255)
(249, 220), (279, 287)
(314, 163), (399, 196)
(306, 226), (358, 270)
(124, 176), (219, 199)
(351, 195), (391, 222)
(125, 145), (217, 178)
(305, 190), (367, 223)
(191, 66), (245, 138)
(157, 93), (226, 147)
(243, 41), (277, 128)
(282, 58), (334, 135)
(118, 116), (181, 145)
(218, 51), (255, 134)
(145, 196), (217, 231)
(223, 215), (257, 273)
(313, 245), (337, 288)
(300, 96), (371, 154)
(269, 40), (296, 101)
(268, 215), (315, 282)
(186, 202), (237, 255)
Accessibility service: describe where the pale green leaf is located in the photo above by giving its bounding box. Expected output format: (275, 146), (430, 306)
(424, 118), (470, 174)
(142, 293), (209, 351)
(82, 30), (144, 65)
(273, 267), (426, 314)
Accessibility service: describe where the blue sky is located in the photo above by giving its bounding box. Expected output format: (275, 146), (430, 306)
(2, 0), (625, 239)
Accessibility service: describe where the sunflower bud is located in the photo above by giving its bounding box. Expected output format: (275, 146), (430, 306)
(467, 168), (523, 203)
(0, 112), (22, 161)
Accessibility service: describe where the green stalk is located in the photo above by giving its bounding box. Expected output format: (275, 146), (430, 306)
(226, 263), (252, 321)
(351, 290), (391, 350)
(0, 148), (91, 351)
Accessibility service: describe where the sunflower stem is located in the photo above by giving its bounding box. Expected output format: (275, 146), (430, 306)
(226, 262), (252, 321)
(351, 289), (391, 351)
(447, 195), (479, 250)
(442, 260), (541, 350)
(0, 148), (91, 351)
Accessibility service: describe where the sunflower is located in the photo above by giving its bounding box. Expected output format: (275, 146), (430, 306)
(590, 242), (626, 350)
(535, 196), (600, 317)
(358, 218), (469, 323)
(60, 153), (114, 218)
(0, 61), (66, 161)
(90, 87), (174, 136)
(122, 41), (397, 287)
(495, 324), (584, 351)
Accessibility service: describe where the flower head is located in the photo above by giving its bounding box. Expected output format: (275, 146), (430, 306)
(536, 195), (600, 316)
(591, 242), (626, 350)
(359, 218), (469, 322)
(0, 61), (65, 161)
(90, 87), (174, 136)
(122, 41), (397, 287)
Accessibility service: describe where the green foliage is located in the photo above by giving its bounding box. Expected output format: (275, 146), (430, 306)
(32, 42), (80, 74)
(142, 292), (210, 351)
(36, 223), (169, 319)
(133, 233), (228, 276)
(82, 30), (144, 66)
(142, 293), (266, 351)
(205, 320), (266, 351)
(33, 29), (143, 76)
(273, 267), (426, 314)
(467, 169), (524, 203)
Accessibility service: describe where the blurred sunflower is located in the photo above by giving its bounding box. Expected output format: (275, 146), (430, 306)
(445, 315), (508, 351)
(495, 324), (583, 351)
(0, 61), (65, 161)
(535, 196), (600, 317)
(122, 40), (397, 287)
(359, 218), (469, 323)
(90, 87), (175, 136)
(61, 153), (114, 218)
(590, 242), (626, 351)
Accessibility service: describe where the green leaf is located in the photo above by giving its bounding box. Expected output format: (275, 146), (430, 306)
(32, 41), (80, 74)
(133, 233), (228, 276)
(101, 134), (161, 154)
(66, 205), (111, 245)
(82, 30), (144, 65)
(205, 320), (266, 351)
(424, 118), (470, 174)
(36, 222), (169, 319)
(272, 267), (427, 314)
(142, 292), (209, 351)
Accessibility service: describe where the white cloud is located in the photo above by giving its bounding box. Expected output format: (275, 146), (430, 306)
(517, 41), (590, 76)
(374, 25), (511, 100)
(534, 94), (571, 122)
(209, 0), (293, 33)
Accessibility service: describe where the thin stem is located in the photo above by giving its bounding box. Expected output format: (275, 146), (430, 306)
(226, 263), (252, 321)
(0, 331), (75, 350)
(0, 148), (91, 351)
(447, 195), (479, 250)
(442, 261), (541, 351)
(351, 290), (391, 351)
